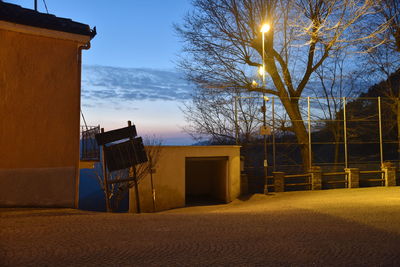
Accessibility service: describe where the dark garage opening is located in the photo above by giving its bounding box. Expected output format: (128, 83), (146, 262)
(185, 157), (228, 205)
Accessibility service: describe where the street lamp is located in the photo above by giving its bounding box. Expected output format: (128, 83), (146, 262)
(260, 23), (270, 194)
(261, 23), (271, 33)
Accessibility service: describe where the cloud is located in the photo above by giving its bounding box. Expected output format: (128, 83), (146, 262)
(81, 65), (193, 104)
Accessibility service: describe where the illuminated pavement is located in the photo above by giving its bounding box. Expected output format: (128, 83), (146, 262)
(1, 187), (400, 266)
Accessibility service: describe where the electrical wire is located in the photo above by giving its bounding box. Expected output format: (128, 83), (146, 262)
(42, 0), (49, 13)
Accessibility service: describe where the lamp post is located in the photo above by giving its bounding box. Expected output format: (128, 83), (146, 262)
(260, 23), (270, 194)
(234, 94), (269, 145)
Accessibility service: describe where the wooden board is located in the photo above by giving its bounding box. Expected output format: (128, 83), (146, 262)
(95, 125), (137, 145)
(104, 137), (148, 172)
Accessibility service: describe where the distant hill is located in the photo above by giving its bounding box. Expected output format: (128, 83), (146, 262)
(360, 68), (400, 98)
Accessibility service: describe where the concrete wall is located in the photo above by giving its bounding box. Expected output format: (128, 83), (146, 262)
(129, 146), (241, 213)
(0, 26), (88, 207)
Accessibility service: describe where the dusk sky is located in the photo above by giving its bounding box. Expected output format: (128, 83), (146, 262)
(7, 0), (194, 144)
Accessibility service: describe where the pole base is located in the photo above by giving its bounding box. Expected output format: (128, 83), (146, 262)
(263, 185), (269, 194)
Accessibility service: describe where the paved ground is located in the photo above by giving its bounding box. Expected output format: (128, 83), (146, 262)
(1, 187), (400, 266)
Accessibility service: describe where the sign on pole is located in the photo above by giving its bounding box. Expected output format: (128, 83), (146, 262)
(260, 125), (271, 135)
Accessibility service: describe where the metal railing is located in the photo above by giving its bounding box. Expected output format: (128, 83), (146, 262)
(260, 167), (396, 192)
(359, 170), (385, 186)
(284, 173), (311, 187)
(80, 125), (100, 161)
(322, 172), (347, 186)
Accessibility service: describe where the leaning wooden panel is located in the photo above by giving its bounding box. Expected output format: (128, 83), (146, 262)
(95, 125), (137, 145)
(103, 137), (147, 172)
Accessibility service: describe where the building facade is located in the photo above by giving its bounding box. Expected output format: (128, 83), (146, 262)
(0, 2), (95, 207)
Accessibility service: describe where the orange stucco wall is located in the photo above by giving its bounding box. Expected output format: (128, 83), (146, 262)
(0, 27), (83, 207)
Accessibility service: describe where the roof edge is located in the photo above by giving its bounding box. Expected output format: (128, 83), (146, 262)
(0, 20), (91, 44)
(0, 2), (95, 38)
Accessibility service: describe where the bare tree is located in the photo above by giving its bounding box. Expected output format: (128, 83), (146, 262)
(310, 48), (365, 166)
(176, 0), (386, 170)
(182, 87), (264, 144)
(359, 0), (400, 158)
(373, 0), (400, 52)
(92, 137), (163, 212)
(308, 0), (400, 167)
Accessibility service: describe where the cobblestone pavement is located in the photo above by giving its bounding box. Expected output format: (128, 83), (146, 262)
(1, 187), (400, 266)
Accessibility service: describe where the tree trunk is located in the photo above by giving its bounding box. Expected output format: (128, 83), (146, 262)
(280, 97), (311, 171)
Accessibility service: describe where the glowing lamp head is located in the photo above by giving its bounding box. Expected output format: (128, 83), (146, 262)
(263, 96), (270, 102)
(258, 66), (265, 76)
(261, 23), (270, 33)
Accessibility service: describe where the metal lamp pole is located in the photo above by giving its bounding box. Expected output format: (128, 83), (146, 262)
(261, 23), (270, 194)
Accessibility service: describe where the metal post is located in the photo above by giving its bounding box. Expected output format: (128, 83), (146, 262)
(101, 128), (111, 212)
(262, 28), (266, 85)
(34, 0), (38, 11)
(81, 126), (85, 159)
(397, 98), (400, 169)
(307, 97), (312, 168)
(263, 96), (267, 171)
(234, 96), (239, 145)
(378, 97), (384, 165)
(343, 97), (348, 169)
(396, 98), (400, 168)
(133, 166), (141, 213)
(272, 96), (276, 171)
(149, 156), (156, 212)
(128, 120), (141, 214)
(262, 30), (268, 193)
